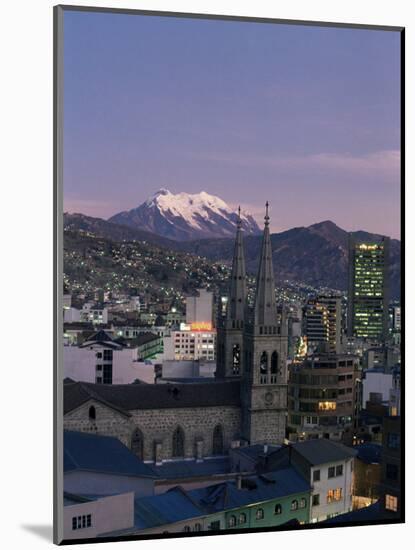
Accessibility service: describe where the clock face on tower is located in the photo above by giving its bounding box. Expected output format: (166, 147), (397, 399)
(264, 391), (274, 405)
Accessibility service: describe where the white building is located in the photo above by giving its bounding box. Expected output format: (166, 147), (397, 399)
(290, 439), (356, 523)
(163, 325), (216, 361)
(362, 368), (393, 408)
(64, 330), (157, 384)
(186, 289), (213, 326)
(64, 492), (135, 541)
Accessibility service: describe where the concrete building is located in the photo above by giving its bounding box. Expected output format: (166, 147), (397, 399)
(303, 295), (342, 355)
(348, 237), (389, 342)
(64, 492), (135, 541)
(63, 330), (160, 385)
(379, 416), (402, 518)
(186, 289), (214, 327)
(163, 326), (216, 361)
(288, 354), (360, 443)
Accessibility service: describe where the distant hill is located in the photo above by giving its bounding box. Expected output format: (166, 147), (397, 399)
(64, 214), (401, 299)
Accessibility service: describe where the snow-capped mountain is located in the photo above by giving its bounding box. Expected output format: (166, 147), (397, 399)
(108, 189), (261, 241)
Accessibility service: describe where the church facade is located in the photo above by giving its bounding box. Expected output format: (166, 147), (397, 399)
(64, 205), (288, 462)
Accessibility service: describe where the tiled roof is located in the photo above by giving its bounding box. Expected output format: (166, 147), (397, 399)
(64, 379), (241, 415)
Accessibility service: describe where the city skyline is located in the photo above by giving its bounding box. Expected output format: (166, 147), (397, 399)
(63, 12), (401, 239)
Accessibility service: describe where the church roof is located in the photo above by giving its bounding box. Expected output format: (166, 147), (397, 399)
(64, 430), (158, 478)
(64, 379), (241, 415)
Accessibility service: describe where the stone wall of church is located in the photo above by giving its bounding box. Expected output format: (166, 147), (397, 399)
(249, 410), (286, 445)
(64, 401), (241, 462)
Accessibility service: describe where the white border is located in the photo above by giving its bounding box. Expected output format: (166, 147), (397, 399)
(1, 1), (411, 549)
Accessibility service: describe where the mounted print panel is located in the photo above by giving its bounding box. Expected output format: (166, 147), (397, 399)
(54, 5), (404, 545)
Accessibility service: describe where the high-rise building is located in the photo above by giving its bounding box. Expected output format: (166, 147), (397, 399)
(303, 295), (342, 354)
(347, 237), (389, 341)
(186, 289), (214, 328)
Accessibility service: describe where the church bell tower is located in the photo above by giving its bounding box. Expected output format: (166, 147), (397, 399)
(216, 207), (246, 378)
(241, 202), (288, 445)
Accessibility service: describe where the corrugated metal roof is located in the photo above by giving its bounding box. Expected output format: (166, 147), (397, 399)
(64, 431), (158, 478)
(292, 439), (357, 465)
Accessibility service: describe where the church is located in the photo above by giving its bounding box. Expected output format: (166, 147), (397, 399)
(63, 204), (288, 463)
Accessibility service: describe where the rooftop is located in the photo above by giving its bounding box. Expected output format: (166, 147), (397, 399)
(64, 431), (158, 479)
(64, 379), (241, 414)
(292, 439), (357, 466)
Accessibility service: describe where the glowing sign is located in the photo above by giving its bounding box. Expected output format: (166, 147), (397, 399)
(190, 322), (213, 331)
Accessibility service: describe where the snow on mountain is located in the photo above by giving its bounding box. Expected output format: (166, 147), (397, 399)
(109, 189), (261, 241)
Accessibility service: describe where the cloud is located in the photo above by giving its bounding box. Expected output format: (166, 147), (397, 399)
(190, 149), (400, 180)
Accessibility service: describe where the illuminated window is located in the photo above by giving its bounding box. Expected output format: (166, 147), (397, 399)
(291, 500), (298, 511)
(318, 402), (336, 411)
(239, 513), (247, 524)
(256, 508), (264, 520)
(228, 515), (237, 527)
(327, 488), (342, 503)
(385, 494), (398, 512)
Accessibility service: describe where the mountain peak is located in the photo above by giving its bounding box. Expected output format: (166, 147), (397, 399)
(109, 190), (261, 241)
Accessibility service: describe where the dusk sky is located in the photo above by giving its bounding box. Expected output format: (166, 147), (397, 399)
(63, 11), (401, 239)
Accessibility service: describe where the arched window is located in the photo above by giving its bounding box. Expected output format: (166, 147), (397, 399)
(291, 499), (298, 511)
(212, 424), (224, 455)
(88, 405), (96, 421)
(260, 351), (268, 374)
(271, 351), (279, 374)
(300, 497), (307, 509)
(228, 515), (237, 527)
(256, 508), (264, 520)
(232, 344), (241, 375)
(131, 428), (144, 460)
(274, 503), (282, 515)
(172, 426), (185, 458)
(239, 513), (247, 524)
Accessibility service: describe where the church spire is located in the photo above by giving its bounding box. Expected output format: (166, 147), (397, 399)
(254, 202), (277, 326)
(227, 206), (246, 322)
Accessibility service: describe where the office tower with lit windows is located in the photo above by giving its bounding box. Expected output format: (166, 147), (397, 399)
(304, 295), (342, 354)
(347, 236), (389, 341)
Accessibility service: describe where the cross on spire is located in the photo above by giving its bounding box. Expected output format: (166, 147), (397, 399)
(264, 201), (270, 226)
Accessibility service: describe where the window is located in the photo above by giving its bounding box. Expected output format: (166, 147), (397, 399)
(72, 515), (92, 530)
(328, 467), (335, 478)
(336, 465), (343, 477)
(312, 494), (320, 506)
(385, 494), (398, 512)
(313, 469), (320, 482)
(183, 526), (191, 532)
(96, 352), (102, 359)
(300, 498), (307, 509)
(260, 352), (268, 374)
(88, 406), (96, 421)
(172, 426), (185, 458)
(131, 428), (144, 460)
(327, 488), (342, 503)
(232, 344), (241, 375)
(271, 351), (278, 374)
(386, 464), (398, 481)
(387, 433), (400, 449)
(212, 425), (224, 455)
(228, 515), (237, 527)
(103, 349), (113, 361)
(102, 363), (112, 384)
(256, 508), (264, 520)
(318, 401), (336, 411)
(291, 500), (298, 511)
(274, 504), (282, 515)
(194, 523), (202, 532)
(209, 521), (221, 531)
(239, 513), (247, 524)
